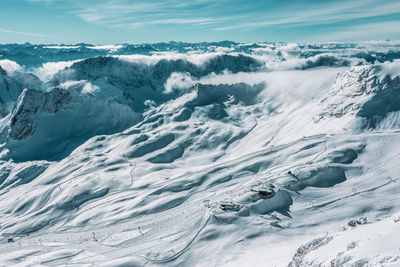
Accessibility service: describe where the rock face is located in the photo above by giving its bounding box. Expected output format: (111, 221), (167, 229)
(187, 82), (265, 108)
(318, 65), (382, 120)
(2, 87), (141, 161)
(0, 66), (43, 117)
(317, 64), (400, 129)
(9, 88), (72, 140)
(357, 74), (400, 128)
(0, 66), (23, 117)
(51, 55), (264, 112)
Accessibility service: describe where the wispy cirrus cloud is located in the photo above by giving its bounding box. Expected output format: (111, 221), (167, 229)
(74, 0), (232, 29)
(123, 18), (222, 30)
(26, 0), (241, 30)
(27, 0), (400, 31)
(315, 21), (400, 41)
(214, 0), (400, 31)
(23, 0), (400, 42)
(0, 28), (48, 38)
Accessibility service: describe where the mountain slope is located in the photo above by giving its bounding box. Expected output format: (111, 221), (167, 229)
(0, 41), (399, 266)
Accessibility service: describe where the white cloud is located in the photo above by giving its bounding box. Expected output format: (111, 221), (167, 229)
(33, 60), (81, 82)
(24, 0), (400, 41)
(26, 0), (234, 30)
(0, 28), (48, 38)
(315, 21), (400, 42)
(0, 60), (22, 73)
(214, 0), (400, 31)
(164, 72), (195, 93)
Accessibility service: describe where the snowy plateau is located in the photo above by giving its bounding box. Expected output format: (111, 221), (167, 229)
(0, 41), (400, 266)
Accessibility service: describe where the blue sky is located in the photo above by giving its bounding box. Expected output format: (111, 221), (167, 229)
(1, 0), (399, 44)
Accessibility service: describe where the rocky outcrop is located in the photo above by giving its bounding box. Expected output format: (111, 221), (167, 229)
(0, 66), (43, 118)
(316, 63), (400, 129)
(9, 88), (72, 140)
(2, 87), (141, 161)
(0, 66), (23, 117)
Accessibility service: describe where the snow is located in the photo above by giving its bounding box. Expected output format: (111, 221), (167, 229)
(291, 213), (400, 266)
(43, 46), (81, 49)
(0, 41), (399, 266)
(87, 45), (124, 52)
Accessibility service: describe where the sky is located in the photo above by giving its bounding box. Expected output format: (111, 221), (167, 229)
(0, 0), (399, 44)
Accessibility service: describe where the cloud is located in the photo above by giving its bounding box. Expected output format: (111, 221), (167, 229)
(214, 0), (400, 31)
(0, 28), (48, 38)
(315, 21), (400, 41)
(122, 18), (228, 30)
(0, 59), (22, 73)
(24, 0), (400, 41)
(26, 0), (237, 30)
(33, 60), (82, 82)
(164, 72), (195, 93)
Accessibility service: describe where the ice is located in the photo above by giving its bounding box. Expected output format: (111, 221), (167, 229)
(0, 41), (399, 266)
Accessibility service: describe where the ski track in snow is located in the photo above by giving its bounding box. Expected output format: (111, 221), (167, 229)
(0, 41), (400, 266)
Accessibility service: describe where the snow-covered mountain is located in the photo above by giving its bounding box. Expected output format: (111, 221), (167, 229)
(0, 41), (400, 266)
